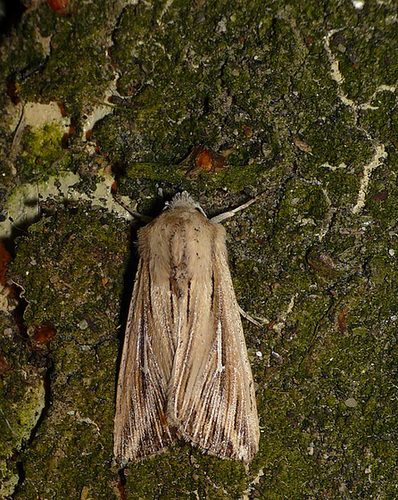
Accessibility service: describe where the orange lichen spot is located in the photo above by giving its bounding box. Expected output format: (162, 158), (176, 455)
(47, 0), (68, 13)
(180, 146), (227, 178)
(338, 307), (348, 333)
(0, 241), (12, 286)
(31, 323), (57, 344)
(242, 125), (253, 138)
(195, 147), (225, 172)
(195, 148), (213, 171)
(0, 353), (11, 375)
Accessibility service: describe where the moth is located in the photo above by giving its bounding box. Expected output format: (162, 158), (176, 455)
(114, 192), (259, 462)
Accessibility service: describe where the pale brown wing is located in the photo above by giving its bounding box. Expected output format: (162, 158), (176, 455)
(167, 226), (260, 462)
(113, 258), (175, 461)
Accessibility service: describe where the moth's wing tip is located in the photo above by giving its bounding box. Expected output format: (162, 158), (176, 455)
(170, 412), (259, 462)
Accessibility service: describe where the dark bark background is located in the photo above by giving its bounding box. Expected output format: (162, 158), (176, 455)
(0, 0), (397, 498)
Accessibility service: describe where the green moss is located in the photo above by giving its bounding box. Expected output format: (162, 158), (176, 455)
(123, 448), (249, 499)
(18, 2), (115, 120)
(10, 203), (128, 333)
(17, 123), (66, 182)
(0, 317), (46, 498)
(116, 161), (268, 209)
(360, 91), (397, 143)
(92, 2), (301, 166)
(271, 177), (330, 263)
(16, 340), (119, 499)
(0, 9), (51, 84)
(364, 160), (398, 228)
(330, 22), (398, 102)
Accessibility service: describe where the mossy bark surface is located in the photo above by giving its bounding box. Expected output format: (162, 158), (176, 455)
(0, 0), (397, 498)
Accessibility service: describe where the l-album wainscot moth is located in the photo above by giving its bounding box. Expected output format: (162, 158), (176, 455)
(114, 192), (259, 462)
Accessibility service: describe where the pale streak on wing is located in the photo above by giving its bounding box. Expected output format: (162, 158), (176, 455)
(113, 258), (175, 460)
(167, 220), (260, 462)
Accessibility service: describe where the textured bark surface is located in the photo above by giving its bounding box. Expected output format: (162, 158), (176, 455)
(0, 0), (397, 498)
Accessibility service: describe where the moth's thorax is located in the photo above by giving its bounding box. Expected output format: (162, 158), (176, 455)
(139, 207), (226, 289)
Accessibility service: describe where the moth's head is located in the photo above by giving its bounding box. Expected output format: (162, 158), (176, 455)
(166, 191), (206, 216)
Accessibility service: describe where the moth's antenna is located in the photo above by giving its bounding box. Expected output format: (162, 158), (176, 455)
(211, 192), (266, 224)
(113, 194), (152, 224)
